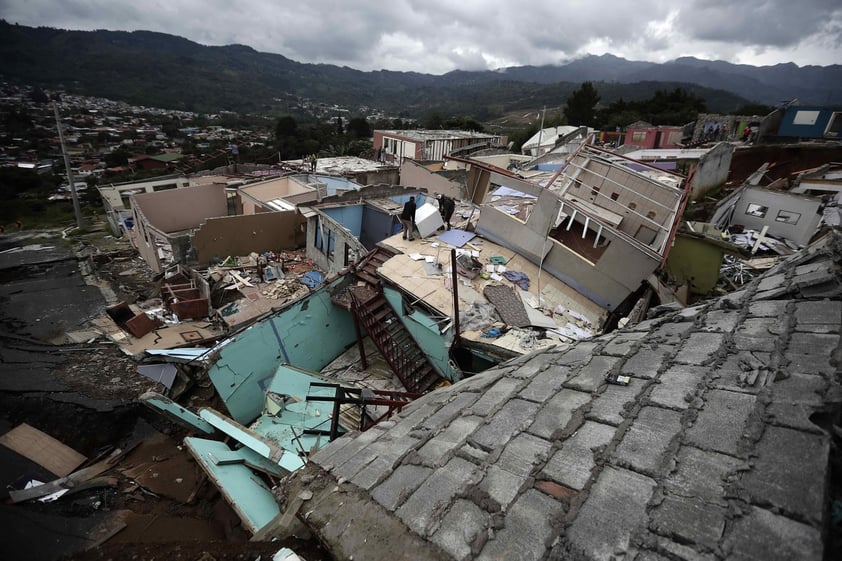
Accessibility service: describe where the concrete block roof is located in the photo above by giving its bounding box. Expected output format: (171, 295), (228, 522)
(288, 231), (842, 561)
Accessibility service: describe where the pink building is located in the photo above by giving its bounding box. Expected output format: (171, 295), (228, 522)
(623, 121), (685, 149)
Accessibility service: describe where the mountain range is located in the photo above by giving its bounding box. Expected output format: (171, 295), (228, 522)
(1, 20), (840, 118)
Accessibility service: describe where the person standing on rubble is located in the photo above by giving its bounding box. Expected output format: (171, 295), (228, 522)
(400, 196), (416, 241)
(437, 194), (456, 230)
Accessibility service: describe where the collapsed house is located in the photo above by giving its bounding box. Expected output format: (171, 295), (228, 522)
(711, 157), (841, 252)
(622, 142), (735, 198)
(134, 137), (698, 534)
(455, 144), (687, 316)
(284, 229), (842, 561)
(97, 173), (191, 236)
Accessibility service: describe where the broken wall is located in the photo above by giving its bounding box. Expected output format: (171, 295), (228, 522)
(400, 160), (463, 200)
(691, 142), (735, 198)
(564, 160), (679, 237)
(476, 191), (558, 264)
(478, 194), (658, 310)
(728, 145), (842, 186)
(306, 211), (367, 275)
(360, 206), (398, 250)
(133, 184), (228, 233)
(729, 186), (823, 246)
(239, 177), (313, 215)
(383, 286), (456, 382)
(132, 211), (165, 273)
(206, 277), (357, 424)
(347, 167), (399, 186)
(665, 235), (729, 295)
(543, 231), (657, 310)
(192, 211), (304, 266)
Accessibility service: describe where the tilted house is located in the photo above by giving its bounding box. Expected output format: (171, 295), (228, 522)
(464, 145), (688, 313)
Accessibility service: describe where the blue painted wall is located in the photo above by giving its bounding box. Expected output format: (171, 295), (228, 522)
(360, 206), (397, 249)
(208, 277), (357, 424)
(383, 286), (457, 382)
(322, 205), (364, 237)
(778, 106), (840, 138)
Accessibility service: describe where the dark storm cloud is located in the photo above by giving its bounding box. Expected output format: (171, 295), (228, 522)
(2, 0), (840, 72)
(675, 0), (842, 47)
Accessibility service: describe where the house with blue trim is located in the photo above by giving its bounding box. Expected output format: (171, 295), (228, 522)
(776, 105), (842, 140)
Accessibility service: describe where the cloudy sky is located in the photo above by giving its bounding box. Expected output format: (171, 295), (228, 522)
(2, 0), (840, 73)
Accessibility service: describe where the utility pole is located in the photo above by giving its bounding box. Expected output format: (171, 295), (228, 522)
(53, 101), (84, 230)
(536, 106), (546, 156)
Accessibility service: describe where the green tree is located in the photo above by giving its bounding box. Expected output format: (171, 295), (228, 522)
(275, 115), (298, 139)
(104, 147), (132, 168)
(424, 111), (446, 130)
(346, 117), (371, 139)
(734, 103), (774, 116)
(564, 82), (601, 127)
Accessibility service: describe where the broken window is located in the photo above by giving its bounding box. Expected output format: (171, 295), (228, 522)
(226, 192), (237, 216)
(826, 112), (842, 138)
(327, 229), (335, 260)
(746, 203), (768, 218)
(315, 217), (324, 253)
(775, 209), (801, 224)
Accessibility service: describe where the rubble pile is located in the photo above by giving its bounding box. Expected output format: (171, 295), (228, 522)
(262, 279), (308, 300)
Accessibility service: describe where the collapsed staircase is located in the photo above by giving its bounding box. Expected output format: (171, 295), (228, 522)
(339, 246), (443, 394)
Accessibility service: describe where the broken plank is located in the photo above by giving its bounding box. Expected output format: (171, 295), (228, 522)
(0, 423), (86, 477)
(85, 510), (130, 550)
(230, 271), (254, 288)
(9, 448), (122, 503)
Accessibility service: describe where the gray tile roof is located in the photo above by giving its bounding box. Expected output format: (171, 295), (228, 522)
(292, 231), (842, 561)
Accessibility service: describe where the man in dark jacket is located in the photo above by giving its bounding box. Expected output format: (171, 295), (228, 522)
(400, 196), (416, 241)
(438, 194), (456, 230)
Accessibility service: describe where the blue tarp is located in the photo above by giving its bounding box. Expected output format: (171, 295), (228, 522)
(300, 270), (325, 288)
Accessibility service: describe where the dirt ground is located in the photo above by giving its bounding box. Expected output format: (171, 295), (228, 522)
(0, 224), (330, 561)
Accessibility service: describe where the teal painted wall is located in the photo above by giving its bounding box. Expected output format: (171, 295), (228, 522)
(383, 286), (458, 382)
(208, 278), (357, 424)
(323, 205), (364, 237)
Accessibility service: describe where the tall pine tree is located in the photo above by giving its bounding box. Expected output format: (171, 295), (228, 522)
(564, 82), (601, 127)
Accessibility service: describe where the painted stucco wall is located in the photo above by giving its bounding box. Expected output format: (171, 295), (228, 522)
(192, 211), (305, 265)
(477, 200), (658, 310)
(476, 191), (559, 264)
(207, 278), (357, 424)
(307, 212), (367, 275)
(543, 234), (657, 310)
(400, 160), (463, 200)
(322, 206), (363, 238)
(731, 186), (823, 246)
(778, 107), (838, 139)
(360, 206), (399, 250)
(133, 183), (228, 233)
(691, 142), (735, 198)
(239, 177), (312, 213)
(665, 236), (727, 295)
(383, 286), (456, 382)
(131, 206), (165, 273)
